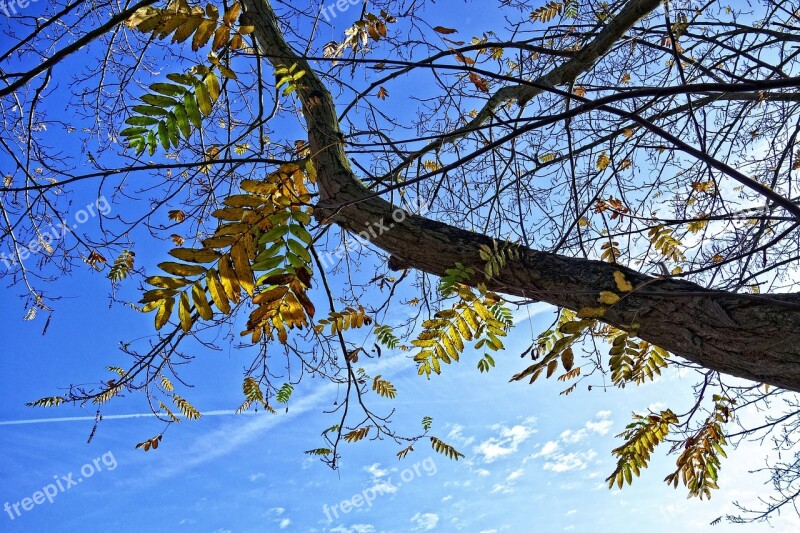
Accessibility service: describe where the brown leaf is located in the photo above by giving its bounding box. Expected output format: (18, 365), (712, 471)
(469, 73), (489, 93)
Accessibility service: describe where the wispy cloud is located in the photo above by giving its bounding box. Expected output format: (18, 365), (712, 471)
(0, 409), (261, 426)
(410, 512), (439, 531)
(330, 524), (376, 533)
(543, 450), (597, 473)
(491, 468), (525, 494)
(133, 383), (336, 483)
(473, 420), (536, 463)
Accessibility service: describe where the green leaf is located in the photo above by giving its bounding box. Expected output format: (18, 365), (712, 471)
(173, 104), (191, 138)
(150, 82), (188, 97)
(289, 224), (313, 245)
(147, 130), (157, 155)
(125, 116), (160, 126)
(158, 121), (170, 150)
(167, 73), (198, 86)
(132, 105), (169, 117)
(120, 126), (149, 137)
(287, 239), (311, 263)
(184, 92), (202, 129)
(141, 94), (179, 107)
(166, 113), (180, 147)
(259, 225), (290, 243)
(276, 383), (293, 403)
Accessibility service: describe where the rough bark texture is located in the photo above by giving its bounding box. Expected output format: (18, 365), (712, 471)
(243, 0), (800, 391)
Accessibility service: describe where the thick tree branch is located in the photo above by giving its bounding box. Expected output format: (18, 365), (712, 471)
(243, 0), (800, 391)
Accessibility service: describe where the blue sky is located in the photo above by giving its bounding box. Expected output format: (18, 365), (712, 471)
(1, 0), (799, 532)
(1, 274), (798, 532)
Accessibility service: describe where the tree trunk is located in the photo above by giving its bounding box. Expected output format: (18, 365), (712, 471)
(243, 0), (800, 391)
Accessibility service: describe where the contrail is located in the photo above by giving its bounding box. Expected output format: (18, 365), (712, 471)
(0, 409), (256, 426)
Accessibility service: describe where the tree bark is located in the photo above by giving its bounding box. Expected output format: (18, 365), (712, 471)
(243, 0), (800, 391)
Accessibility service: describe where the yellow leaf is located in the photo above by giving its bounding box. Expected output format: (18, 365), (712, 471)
(218, 253), (242, 302)
(205, 72), (221, 102)
(206, 268), (231, 314)
(597, 151), (610, 170)
(195, 82), (213, 115)
(613, 271), (633, 293)
(178, 292), (193, 332)
(577, 306), (607, 319)
(192, 282), (213, 320)
(231, 241), (255, 296)
(158, 262), (206, 277)
(688, 219), (708, 232)
(559, 320), (587, 335)
(598, 291), (620, 305)
(155, 297), (175, 330)
(691, 181), (715, 193)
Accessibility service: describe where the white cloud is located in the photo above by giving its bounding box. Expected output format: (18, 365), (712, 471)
(363, 463), (388, 479)
(491, 482), (513, 494)
(506, 469), (524, 482)
(330, 525), (376, 533)
(362, 462), (397, 495)
(270, 507), (285, 515)
(559, 429), (587, 444)
(566, 509), (577, 516)
(585, 419), (613, 436)
(543, 450), (597, 473)
(528, 411), (611, 473)
(367, 478), (398, 495)
(447, 424), (475, 446)
(249, 473), (266, 482)
(537, 440), (560, 457)
(474, 468), (491, 477)
(491, 468), (525, 494)
(410, 512), (440, 531)
(279, 518), (291, 529)
(474, 421), (536, 463)
(441, 495), (453, 502)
